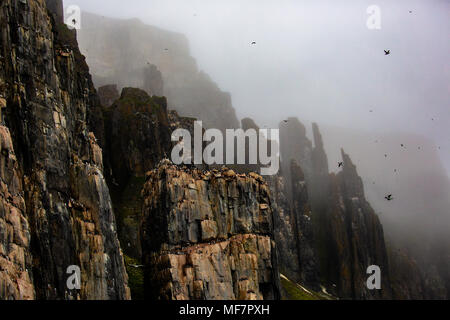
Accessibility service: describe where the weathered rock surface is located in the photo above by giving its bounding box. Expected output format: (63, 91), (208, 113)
(0, 126), (34, 300)
(141, 162), (280, 300)
(0, 0), (129, 299)
(289, 161), (319, 289)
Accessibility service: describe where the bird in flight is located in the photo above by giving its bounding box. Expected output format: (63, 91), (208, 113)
(385, 194), (393, 201)
(338, 162), (344, 168)
(384, 50), (390, 55)
(72, 19), (77, 25)
(251, 41), (256, 45)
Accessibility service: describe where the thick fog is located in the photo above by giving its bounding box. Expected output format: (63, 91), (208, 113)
(65, 0), (449, 173)
(64, 0), (450, 254)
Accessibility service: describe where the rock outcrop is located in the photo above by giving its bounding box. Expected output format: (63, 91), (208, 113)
(101, 88), (200, 260)
(321, 150), (392, 299)
(141, 162), (280, 300)
(278, 118), (393, 299)
(102, 87), (171, 259)
(0, 0), (129, 299)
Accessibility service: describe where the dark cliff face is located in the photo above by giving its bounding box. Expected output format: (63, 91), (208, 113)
(329, 150), (391, 299)
(141, 162), (280, 300)
(277, 118), (393, 299)
(0, 0), (129, 299)
(101, 87), (172, 259)
(1, 0), (442, 302)
(289, 161), (320, 290)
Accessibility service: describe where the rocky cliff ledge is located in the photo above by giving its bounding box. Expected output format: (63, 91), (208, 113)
(141, 161), (280, 300)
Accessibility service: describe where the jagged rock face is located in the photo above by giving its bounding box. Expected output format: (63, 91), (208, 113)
(320, 151), (392, 299)
(289, 161), (319, 289)
(266, 174), (298, 280)
(0, 0), (129, 299)
(266, 161), (320, 293)
(0, 126), (34, 300)
(97, 85), (120, 108)
(277, 118), (397, 299)
(279, 118), (314, 200)
(141, 162), (280, 300)
(77, 12), (240, 131)
(310, 123), (330, 213)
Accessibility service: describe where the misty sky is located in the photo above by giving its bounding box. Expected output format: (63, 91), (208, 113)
(64, 0), (449, 174)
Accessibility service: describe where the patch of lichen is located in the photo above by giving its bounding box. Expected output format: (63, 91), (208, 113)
(124, 255), (144, 300)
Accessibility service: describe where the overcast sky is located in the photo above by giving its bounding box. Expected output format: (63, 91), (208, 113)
(64, 0), (449, 174)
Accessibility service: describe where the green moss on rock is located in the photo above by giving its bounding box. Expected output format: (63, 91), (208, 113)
(124, 255), (144, 300)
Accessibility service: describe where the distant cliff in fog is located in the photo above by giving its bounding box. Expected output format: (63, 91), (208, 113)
(77, 12), (240, 131)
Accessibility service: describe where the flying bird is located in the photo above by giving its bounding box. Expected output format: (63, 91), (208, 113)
(72, 19), (77, 25)
(251, 41), (256, 45)
(385, 194), (393, 201)
(338, 162), (343, 168)
(384, 50), (390, 55)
